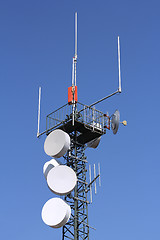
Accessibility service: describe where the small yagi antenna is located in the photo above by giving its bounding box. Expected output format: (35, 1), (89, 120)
(88, 163), (101, 203)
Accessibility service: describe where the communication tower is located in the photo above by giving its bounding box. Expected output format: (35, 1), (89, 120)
(37, 12), (127, 240)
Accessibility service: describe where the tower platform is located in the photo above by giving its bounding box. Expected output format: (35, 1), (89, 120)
(46, 102), (107, 145)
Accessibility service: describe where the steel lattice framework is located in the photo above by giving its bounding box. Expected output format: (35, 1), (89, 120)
(43, 102), (107, 240)
(37, 12), (124, 240)
(63, 140), (89, 240)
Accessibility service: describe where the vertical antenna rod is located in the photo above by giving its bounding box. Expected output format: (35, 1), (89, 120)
(89, 164), (92, 203)
(94, 164), (97, 194)
(74, 12), (78, 86)
(72, 12), (78, 126)
(98, 163), (101, 187)
(72, 57), (74, 86)
(75, 12), (78, 60)
(118, 36), (122, 93)
(37, 86), (41, 137)
(84, 36), (122, 109)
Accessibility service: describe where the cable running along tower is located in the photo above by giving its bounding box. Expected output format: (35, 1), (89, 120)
(37, 12), (127, 240)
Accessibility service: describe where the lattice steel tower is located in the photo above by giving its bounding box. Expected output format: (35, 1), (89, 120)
(37, 12), (126, 240)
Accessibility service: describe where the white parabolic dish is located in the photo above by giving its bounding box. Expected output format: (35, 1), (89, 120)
(43, 159), (60, 180)
(87, 137), (101, 149)
(44, 129), (70, 158)
(47, 165), (77, 195)
(42, 198), (71, 228)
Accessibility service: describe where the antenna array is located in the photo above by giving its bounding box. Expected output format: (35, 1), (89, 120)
(37, 12), (127, 240)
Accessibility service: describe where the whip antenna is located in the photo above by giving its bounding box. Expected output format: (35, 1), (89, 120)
(37, 86), (41, 138)
(98, 163), (101, 187)
(89, 164), (93, 203)
(94, 164), (97, 194)
(72, 58), (74, 86)
(74, 12), (78, 86)
(75, 12), (78, 60)
(118, 36), (122, 93)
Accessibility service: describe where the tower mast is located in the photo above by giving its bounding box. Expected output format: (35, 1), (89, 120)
(38, 12), (127, 240)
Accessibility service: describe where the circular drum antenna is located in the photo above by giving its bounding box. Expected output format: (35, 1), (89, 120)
(44, 129), (70, 158)
(87, 137), (101, 149)
(47, 165), (77, 195)
(41, 198), (71, 228)
(111, 110), (120, 135)
(43, 159), (60, 180)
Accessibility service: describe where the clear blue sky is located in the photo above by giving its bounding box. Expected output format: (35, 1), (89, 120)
(0, 0), (160, 239)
